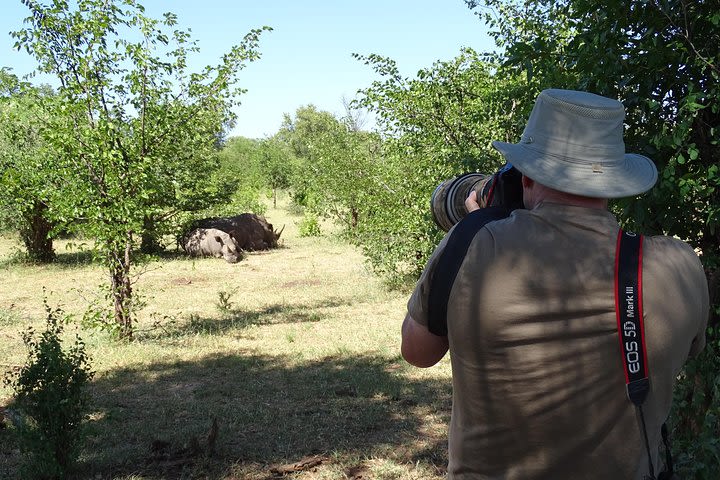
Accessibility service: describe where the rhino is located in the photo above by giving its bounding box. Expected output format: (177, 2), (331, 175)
(191, 213), (284, 251)
(181, 228), (244, 263)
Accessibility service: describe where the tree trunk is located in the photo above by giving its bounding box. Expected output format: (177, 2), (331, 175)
(20, 201), (55, 263)
(273, 188), (277, 208)
(109, 236), (134, 339)
(351, 207), (359, 229)
(140, 216), (163, 254)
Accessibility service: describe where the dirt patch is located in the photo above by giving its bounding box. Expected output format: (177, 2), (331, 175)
(145, 418), (218, 476)
(346, 463), (371, 479)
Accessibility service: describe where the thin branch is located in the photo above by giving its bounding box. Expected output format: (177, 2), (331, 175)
(654, 0), (719, 76)
(141, 35), (149, 157)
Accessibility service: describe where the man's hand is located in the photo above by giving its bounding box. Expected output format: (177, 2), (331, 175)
(465, 190), (481, 213)
(401, 313), (449, 367)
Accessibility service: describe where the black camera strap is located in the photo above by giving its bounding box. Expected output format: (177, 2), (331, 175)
(615, 229), (675, 480)
(427, 206), (512, 336)
(615, 230), (654, 478)
(615, 230), (650, 405)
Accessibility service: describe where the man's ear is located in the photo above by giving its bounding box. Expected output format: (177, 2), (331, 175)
(521, 175), (534, 189)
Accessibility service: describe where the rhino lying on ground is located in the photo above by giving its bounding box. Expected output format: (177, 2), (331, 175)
(181, 228), (244, 263)
(191, 213), (284, 251)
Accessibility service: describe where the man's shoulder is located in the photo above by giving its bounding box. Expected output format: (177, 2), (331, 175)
(644, 234), (700, 259)
(643, 234), (706, 283)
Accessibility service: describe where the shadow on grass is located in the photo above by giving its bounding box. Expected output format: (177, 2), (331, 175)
(0, 244), (224, 271)
(0, 249), (96, 269)
(137, 297), (356, 341)
(142, 249), (189, 262)
(72, 352), (450, 479)
(0, 244), (285, 272)
(0, 246), (25, 269)
(54, 250), (97, 266)
(55, 248), (190, 266)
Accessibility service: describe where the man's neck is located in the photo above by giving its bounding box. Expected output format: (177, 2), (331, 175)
(522, 176), (609, 210)
(536, 192), (608, 210)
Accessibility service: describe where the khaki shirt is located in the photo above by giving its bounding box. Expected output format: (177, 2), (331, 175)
(408, 202), (708, 479)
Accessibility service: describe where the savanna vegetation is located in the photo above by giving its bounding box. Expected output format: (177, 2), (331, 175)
(1, 197), (453, 479)
(1, 0), (718, 478)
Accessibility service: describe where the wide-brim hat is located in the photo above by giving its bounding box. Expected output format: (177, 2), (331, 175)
(492, 89), (657, 198)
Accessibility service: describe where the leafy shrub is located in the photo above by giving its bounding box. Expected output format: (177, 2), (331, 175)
(298, 213), (322, 237)
(216, 285), (239, 315)
(670, 317), (720, 479)
(3, 303), (94, 479)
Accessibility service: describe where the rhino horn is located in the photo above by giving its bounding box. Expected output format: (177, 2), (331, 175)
(274, 224), (285, 240)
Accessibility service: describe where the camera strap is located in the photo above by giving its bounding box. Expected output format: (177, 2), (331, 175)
(615, 230), (649, 405)
(615, 230), (654, 478)
(615, 229), (675, 480)
(427, 206), (512, 336)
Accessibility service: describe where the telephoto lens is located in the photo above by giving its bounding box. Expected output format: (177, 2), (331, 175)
(430, 164), (524, 232)
(430, 173), (495, 232)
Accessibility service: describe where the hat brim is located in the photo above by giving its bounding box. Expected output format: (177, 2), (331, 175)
(492, 141), (658, 198)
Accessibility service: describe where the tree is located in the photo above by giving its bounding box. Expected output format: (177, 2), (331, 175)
(465, 0), (718, 268)
(279, 105), (343, 211)
(12, 0), (270, 338)
(279, 105), (382, 234)
(209, 136), (267, 217)
(353, 50), (529, 283)
(0, 69), (58, 262)
(258, 137), (293, 208)
(135, 99), (232, 254)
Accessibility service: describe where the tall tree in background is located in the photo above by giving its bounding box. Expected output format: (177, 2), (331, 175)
(210, 136), (267, 217)
(0, 69), (58, 262)
(279, 105), (381, 234)
(258, 137), (293, 208)
(12, 0), (269, 338)
(467, 0), (719, 475)
(279, 105), (341, 211)
(136, 99), (232, 254)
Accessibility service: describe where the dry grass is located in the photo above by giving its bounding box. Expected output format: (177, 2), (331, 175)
(0, 193), (452, 480)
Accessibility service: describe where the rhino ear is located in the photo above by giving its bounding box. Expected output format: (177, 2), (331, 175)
(214, 235), (224, 245)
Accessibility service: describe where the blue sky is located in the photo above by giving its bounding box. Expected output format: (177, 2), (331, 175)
(1, 1), (494, 138)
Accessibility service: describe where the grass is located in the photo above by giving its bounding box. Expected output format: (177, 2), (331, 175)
(0, 193), (453, 480)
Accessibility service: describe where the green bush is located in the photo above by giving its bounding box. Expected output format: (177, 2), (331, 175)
(298, 213), (322, 237)
(231, 186), (267, 216)
(669, 320), (720, 479)
(3, 303), (94, 479)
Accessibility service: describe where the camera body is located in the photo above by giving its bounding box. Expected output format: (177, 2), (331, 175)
(431, 163), (524, 231)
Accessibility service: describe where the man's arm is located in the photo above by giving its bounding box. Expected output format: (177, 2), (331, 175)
(401, 312), (449, 367)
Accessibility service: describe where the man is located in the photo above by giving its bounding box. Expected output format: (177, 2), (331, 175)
(402, 89), (709, 479)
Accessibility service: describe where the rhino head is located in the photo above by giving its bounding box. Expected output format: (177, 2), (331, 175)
(216, 235), (244, 263)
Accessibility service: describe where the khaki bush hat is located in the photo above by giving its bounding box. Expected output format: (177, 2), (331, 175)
(492, 89), (658, 198)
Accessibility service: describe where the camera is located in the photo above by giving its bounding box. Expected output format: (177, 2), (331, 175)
(430, 163), (524, 231)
